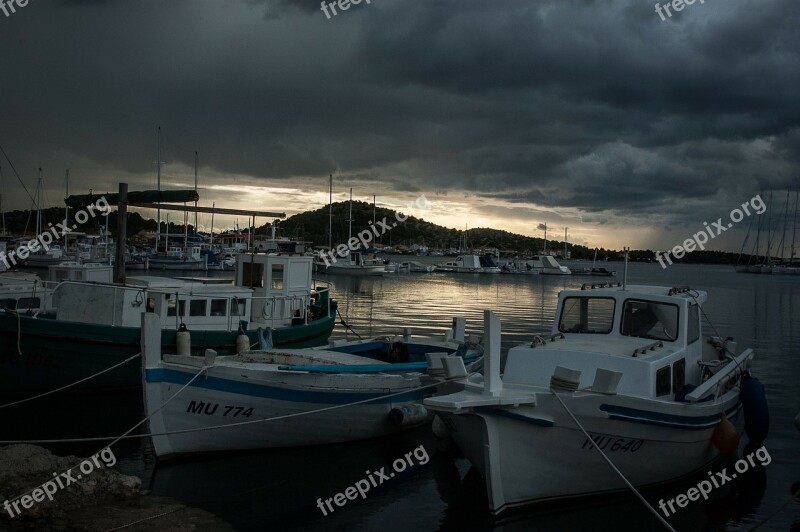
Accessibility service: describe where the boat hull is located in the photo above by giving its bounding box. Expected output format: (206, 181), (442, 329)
(437, 390), (741, 515)
(0, 311), (335, 394)
(144, 362), (428, 457)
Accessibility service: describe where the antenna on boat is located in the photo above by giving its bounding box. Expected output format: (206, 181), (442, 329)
(622, 247), (629, 290)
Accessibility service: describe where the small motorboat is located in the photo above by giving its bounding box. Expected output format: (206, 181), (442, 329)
(426, 284), (767, 515)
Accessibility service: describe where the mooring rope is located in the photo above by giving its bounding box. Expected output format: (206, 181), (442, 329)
(550, 388), (677, 532)
(0, 353), (141, 410)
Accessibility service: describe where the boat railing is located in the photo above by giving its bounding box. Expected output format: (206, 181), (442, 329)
(685, 348), (754, 403)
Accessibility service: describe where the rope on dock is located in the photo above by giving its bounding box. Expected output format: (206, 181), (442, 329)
(0, 353), (142, 410)
(105, 506), (185, 531)
(550, 388), (677, 532)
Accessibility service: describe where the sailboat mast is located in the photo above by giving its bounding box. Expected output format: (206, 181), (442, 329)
(543, 223), (547, 254)
(194, 151), (199, 238)
(64, 169), (70, 247)
(792, 189), (799, 261)
(155, 126), (162, 253)
(210, 202), (215, 247)
(0, 166), (5, 236)
(348, 188), (353, 241)
(564, 227), (568, 259)
(36, 168), (42, 237)
(328, 174), (332, 250)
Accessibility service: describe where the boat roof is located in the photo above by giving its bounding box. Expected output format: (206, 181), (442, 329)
(126, 276), (250, 295)
(561, 284), (707, 304)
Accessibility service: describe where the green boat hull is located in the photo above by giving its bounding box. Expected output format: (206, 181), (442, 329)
(0, 311), (335, 395)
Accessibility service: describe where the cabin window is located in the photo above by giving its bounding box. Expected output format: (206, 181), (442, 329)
(231, 298), (246, 316)
(210, 299), (227, 316)
(558, 297), (615, 334)
(687, 304), (700, 344)
(620, 300), (679, 341)
(189, 300), (207, 317)
(242, 262), (264, 288)
(271, 264), (284, 290)
(146, 298), (156, 313)
(17, 297), (40, 310)
(167, 299), (186, 317)
(656, 365), (671, 397)
(672, 358), (686, 392)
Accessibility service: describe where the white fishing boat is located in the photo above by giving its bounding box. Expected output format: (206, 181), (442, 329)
(148, 246), (207, 271)
(397, 261), (435, 273)
(314, 251), (385, 276)
(426, 283), (767, 515)
(533, 254), (571, 275)
(142, 315), (484, 458)
(436, 255), (484, 273)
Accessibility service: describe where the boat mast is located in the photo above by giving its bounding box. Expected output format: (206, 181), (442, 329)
(64, 169), (69, 247)
(792, 189), (799, 262)
(194, 151), (199, 239)
(348, 187), (352, 242)
(373, 194), (376, 245)
(210, 202), (215, 247)
(36, 168), (42, 237)
(0, 166), (5, 236)
(155, 126), (164, 253)
(165, 213), (170, 250)
(564, 227), (568, 259)
(543, 222), (547, 254)
(328, 174), (332, 250)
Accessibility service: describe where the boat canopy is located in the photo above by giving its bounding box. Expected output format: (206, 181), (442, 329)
(65, 190), (200, 208)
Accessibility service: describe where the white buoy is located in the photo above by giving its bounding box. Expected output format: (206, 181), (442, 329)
(176, 323), (191, 356)
(236, 327), (250, 354)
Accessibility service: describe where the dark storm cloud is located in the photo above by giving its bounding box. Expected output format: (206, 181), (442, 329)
(0, 0), (797, 241)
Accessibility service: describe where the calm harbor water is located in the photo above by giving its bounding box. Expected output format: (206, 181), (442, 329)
(2, 260), (798, 531)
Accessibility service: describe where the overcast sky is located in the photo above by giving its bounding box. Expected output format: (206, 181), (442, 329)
(1, 0), (798, 251)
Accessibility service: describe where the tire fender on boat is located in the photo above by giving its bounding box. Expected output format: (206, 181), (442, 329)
(740, 374), (769, 446)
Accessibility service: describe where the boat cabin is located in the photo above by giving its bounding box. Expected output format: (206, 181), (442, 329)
(504, 285), (717, 399)
(50, 254), (317, 331)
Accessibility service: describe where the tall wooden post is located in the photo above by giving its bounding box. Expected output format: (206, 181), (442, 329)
(115, 182), (128, 284)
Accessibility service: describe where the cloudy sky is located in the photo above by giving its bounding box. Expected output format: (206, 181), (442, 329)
(1, 0), (798, 252)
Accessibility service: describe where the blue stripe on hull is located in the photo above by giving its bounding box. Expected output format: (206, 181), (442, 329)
(145, 368), (424, 404)
(600, 403), (742, 430)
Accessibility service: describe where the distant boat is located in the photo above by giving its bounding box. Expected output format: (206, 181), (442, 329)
(427, 285), (763, 515)
(143, 316), (484, 458)
(533, 255), (571, 275)
(397, 261), (435, 273)
(436, 255), (484, 273)
(314, 183), (384, 277)
(0, 254), (336, 394)
(148, 246), (207, 271)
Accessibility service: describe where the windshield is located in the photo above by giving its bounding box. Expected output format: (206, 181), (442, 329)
(620, 299), (679, 341)
(558, 297), (615, 334)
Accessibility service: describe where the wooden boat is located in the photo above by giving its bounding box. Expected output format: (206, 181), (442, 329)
(143, 315), (483, 458)
(0, 254), (335, 394)
(427, 285), (765, 515)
